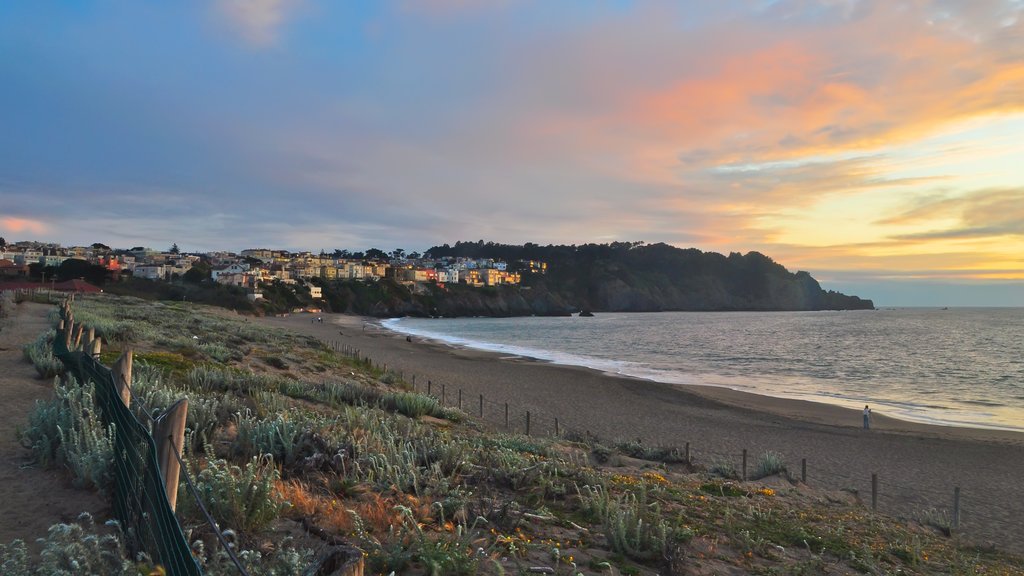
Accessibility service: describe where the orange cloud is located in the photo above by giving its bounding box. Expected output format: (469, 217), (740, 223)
(0, 216), (48, 235)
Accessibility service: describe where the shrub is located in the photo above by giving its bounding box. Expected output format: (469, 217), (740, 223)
(381, 391), (443, 419)
(577, 484), (675, 561)
(709, 458), (740, 480)
(752, 451), (787, 480)
(22, 330), (63, 378)
(179, 456), (282, 532)
(20, 376), (115, 490)
(615, 439), (687, 463)
(199, 342), (239, 363)
(194, 537), (314, 576)
(0, 513), (136, 576)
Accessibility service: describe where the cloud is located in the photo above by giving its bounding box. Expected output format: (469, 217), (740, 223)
(0, 216), (48, 235)
(215, 0), (302, 46)
(883, 188), (1024, 239)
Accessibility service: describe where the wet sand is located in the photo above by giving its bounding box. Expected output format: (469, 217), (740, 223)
(263, 312), (1024, 553)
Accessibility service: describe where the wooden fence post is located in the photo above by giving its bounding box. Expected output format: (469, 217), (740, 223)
(504, 403), (509, 430)
(154, 399), (189, 512)
(442, 383), (446, 406)
(458, 389), (462, 410)
(112, 350), (133, 408)
(90, 337), (102, 358)
(685, 442), (691, 464)
(742, 449), (747, 481)
(801, 458), (807, 484)
(526, 411), (531, 436)
(64, 318), (73, 348)
(86, 328), (95, 349)
(871, 473), (878, 510)
(554, 418), (559, 437)
(953, 486), (961, 530)
(427, 380), (432, 396)
(479, 394), (483, 418)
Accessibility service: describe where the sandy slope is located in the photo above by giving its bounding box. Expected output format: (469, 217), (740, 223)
(263, 311), (1024, 554)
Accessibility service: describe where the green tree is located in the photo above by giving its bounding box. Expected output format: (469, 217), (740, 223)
(169, 243), (180, 254)
(56, 259), (108, 285)
(183, 261), (212, 284)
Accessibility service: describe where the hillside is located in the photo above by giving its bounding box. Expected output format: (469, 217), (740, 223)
(6, 293), (1021, 575)
(324, 241), (873, 317)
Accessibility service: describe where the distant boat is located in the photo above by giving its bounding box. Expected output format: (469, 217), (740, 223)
(941, 307), (949, 310)
(578, 309), (595, 317)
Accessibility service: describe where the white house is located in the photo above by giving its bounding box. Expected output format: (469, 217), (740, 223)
(211, 263), (249, 282)
(439, 268), (460, 284)
(134, 264), (167, 280)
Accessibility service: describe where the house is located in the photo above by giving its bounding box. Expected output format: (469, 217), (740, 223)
(211, 263), (249, 282)
(460, 269), (483, 287)
(134, 264), (167, 280)
(309, 286), (322, 299)
(438, 268), (460, 284)
(0, 259), (29, 278)
(320, 266), (338, 280)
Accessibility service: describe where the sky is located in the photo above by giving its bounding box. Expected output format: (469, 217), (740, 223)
(1, 0), (1022, 306)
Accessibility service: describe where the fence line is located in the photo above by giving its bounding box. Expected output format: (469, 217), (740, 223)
(54, 299), (208, 576)
(325, 337), (1019, 551)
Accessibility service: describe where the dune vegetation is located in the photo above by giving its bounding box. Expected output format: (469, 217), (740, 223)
(5, 293), (1022, 575)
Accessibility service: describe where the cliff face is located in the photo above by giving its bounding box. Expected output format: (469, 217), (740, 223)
(321, 242), (873, 317)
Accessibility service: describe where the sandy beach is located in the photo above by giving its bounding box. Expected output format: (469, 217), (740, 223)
(263, 312), (1024, 553)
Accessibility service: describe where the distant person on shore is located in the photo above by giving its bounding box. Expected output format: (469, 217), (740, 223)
(863, 405), (871, 429)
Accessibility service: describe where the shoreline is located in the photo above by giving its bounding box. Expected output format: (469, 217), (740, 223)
(378, 315), (1024, 439)
(261, 311), (1024, 552)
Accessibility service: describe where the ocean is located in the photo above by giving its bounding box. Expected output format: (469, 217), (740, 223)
(383, 308), (1024, 432)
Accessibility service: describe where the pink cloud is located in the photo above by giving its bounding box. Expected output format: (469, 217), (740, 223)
(0, 216), (48, 235)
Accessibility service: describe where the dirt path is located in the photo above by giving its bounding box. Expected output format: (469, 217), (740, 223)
(0, 300), (107, 549)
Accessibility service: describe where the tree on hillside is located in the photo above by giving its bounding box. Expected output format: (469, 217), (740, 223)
(365, 248), (388, 260)
(56, 259), (108, 285)
(183, 261), (212, 284)
(169, 243), (180, 254)
(0, 236), (6, 249)
(91, 242), (111, 251)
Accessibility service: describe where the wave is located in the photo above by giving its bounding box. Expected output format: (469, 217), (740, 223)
(381, 318), (641, 376)
(382, 316), (1024, 433)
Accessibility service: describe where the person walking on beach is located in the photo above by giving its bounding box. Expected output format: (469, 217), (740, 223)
(863, 405), (871, 429)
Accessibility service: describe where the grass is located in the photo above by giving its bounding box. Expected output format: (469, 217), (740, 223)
(17, 293), (1024, 576)
(751, 450), (787, 480)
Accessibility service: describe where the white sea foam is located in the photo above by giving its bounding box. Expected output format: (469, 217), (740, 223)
(382, 309), (1024, 432)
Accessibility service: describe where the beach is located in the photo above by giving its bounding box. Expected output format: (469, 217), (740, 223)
(264, 311), (1024, 553)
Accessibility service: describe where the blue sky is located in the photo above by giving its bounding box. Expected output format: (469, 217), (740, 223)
(1, 1), (1022, 305)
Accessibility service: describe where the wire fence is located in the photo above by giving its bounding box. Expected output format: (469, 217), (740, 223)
(54, 302), (206, 575)
(325, 337), (1024, 555)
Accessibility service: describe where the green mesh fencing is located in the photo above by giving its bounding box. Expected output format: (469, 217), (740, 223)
(54, 320), (203, 576)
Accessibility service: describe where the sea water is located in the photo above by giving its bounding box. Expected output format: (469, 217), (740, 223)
(384, 308), (1024, 432)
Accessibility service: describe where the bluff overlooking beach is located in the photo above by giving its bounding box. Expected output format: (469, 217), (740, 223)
(321, 241), (873, 317)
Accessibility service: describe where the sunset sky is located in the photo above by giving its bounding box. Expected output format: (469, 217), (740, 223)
(1, 1), (1022, 305)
